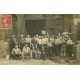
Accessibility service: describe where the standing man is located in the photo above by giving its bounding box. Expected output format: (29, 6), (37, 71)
(37, 36), (43, 51)
(54, 36), (61, 57)
(61, 36), (67, 57)
(66, 38), (73, 57)
(31, 36), (38, 49)
(25, 35), (31, 48)
(42, 35), (48, 58)
(47, 39), (53, 59)
(62, 29), (72, 39)
(50, 35), (55, 57)
(57, 33), (62, 56)
(19, 35), (25, 51)
(49, 35), (55, 43)
(10, 35), (18, 51)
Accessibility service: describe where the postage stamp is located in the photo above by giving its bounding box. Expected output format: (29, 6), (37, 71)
(1, 15), (12, 29)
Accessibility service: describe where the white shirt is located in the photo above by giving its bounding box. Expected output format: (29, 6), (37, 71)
(12, 48), (21, 54)
(55, 38), (61, 44)
(62, 32), (69, 38)
(25, 38), (31, 43)
(42, 38), (48, 44)
(22, 46), (30, 53)
(50, 38), (54, 43)
(62, 32), (68, 35)
(48, 42), (52, 47)
(67, 40), (73, 45)
(37, 39), (42, 44)
(35, 38), (39, 41)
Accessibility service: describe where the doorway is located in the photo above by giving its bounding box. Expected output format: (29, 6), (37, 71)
(25, 20), (45, 36)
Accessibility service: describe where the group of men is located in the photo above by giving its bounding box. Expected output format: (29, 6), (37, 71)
(10, 29), (74, 60)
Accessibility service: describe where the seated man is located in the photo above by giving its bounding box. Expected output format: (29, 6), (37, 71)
(11, 44), (21, 60)
(22, 44), (31, 59)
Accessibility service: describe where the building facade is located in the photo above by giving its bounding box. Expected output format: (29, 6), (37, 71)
(0, 14), (80, 41)
(0, 14), (80, 58)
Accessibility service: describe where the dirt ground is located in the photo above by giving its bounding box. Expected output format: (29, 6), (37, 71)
(0, 58), (69, 65)
(0, 57), (79, 65)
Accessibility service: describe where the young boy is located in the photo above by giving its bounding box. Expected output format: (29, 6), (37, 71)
(31, 46), (36, 59)
(36, 48), (41, 59)
(41, 47), (46, 60)
(22, 44), (31, 59)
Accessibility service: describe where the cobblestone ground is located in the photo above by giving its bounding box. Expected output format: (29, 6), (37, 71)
(0, 58), (70, 65)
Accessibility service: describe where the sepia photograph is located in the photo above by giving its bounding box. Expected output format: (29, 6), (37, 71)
(0, 14), (80, 65)
(1, 0), (80, 80)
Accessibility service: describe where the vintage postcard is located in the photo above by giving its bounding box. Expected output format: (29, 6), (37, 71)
(0, 14), (80, 65)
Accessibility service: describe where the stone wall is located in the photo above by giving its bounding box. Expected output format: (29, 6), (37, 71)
(0, 41), (9, 58)
(0, 15), (9, 58)
(0, 14), (6, 40)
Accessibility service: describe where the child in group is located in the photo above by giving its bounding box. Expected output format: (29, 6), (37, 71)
(36, 48), (41, 59)
(41, 47), (46, 60)
(31, 46), (36, 59)
(22, 44), (31, 59)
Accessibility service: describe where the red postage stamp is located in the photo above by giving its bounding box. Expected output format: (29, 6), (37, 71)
(1, 15), (12, 29)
